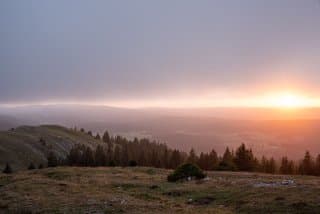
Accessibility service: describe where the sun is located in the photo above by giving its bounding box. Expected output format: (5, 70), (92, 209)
(266, 93), (312, 108)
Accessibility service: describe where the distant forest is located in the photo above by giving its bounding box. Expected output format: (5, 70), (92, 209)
(4, 127), (320, 176)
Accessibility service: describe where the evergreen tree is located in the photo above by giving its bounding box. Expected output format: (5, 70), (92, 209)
(299, 151), (314, 175)
(198, 152), (207, 170)
(234, 144), (255, 171)
(102, 130), (111, 144)
(95, 133), (101, 140)
(138, 150), (146, 166)
(280, 156), (294, 175)
(218, 147), (236, 171)
(28, 162), (36, 170)
(95, 145), (107, 166)
(47, 152), (58, 167)
(170, 150), (182, 169)
(84, 147), (95, 166)
(187, 148), (198, 164)
(121, 144), (129, 166)
(162, 148), (169, 168)
(265, 158), (276, 174)
(113, 145), (121, 165)
(315, 154), (320, 176)
(3, 163), (12, 174)
(208, 149), (219, 170)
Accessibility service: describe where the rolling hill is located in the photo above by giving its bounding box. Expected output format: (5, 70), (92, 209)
(0, 125), (103, 170)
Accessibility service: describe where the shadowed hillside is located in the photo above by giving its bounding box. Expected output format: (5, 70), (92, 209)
(0, 125), (102, 170)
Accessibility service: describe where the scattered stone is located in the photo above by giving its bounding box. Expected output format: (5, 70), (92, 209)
(253, 180), (295, 188)
(164, 190), (187, 197)
(281, 180), (294, 185)
(87, 199), (97, 205)
(120, 199), (126, 205)
(203, 177), (211, 181)
(187, 197), (215, 206)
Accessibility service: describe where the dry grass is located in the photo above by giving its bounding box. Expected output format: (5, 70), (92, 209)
(1, 167), (320, 213)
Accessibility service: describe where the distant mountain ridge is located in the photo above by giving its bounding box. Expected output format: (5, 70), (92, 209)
(0, 125), (103, 170)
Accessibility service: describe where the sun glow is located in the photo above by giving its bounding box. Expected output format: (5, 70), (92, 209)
(263, 93), (316, 108)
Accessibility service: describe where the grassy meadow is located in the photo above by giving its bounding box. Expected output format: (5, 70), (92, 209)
(1, 167), (320, 213)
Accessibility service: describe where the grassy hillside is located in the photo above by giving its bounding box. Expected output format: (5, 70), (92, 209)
(1, 167), (320, 213)
(0, 125), (102, 170)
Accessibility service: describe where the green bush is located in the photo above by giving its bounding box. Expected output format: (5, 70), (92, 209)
(167, 163), (205, 182)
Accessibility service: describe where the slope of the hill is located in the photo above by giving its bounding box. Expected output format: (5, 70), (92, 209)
(1, 167), (319, 213)
(0, 125), (102, 170)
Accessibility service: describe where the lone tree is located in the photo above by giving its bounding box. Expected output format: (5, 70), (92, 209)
(167, 163), (205, 182)
(28, 162), (36, 170)
(3, 163), (12, 174)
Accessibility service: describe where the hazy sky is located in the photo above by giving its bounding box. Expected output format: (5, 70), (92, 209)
(1, 0), (320, 107)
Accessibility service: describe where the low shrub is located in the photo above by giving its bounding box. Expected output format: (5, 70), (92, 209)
(167, 163), (205, 182)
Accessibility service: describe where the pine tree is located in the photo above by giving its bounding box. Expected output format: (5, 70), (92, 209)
(266, 158), (276, 174)
(208, 149), (219, 170)
(187, 148), (198, 164)
(102, 130), (111, 144)
(163, 148), (169, 169)
(121, 144), (129, 166)
(234, 144), (255, 171)
(299, 151), (314, 175)
(84, 147), (95, 166)
(95, 133), (101, 140)
(170, 150), (182, 169)
(67, 145), (81, 166)
(3, 163), (12, 174)
(113, 145), (121, 166)
(198, 152), (207, 170)
(28, 162), (36, 170)
(47, 152), (58, 167)
(95, 145), (107, 166)
(218, 147), (236, 171)
(315, 154), (320, 176)
(280, 157), (294, 175)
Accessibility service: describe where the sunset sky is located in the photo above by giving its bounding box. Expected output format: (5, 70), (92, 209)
(1, 0), (320, 108)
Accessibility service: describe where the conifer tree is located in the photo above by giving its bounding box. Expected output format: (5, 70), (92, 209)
(95, 133), (101, 140)
(102, 130), (111, 144)
(28, 162), (36, 170)
(47, 152), (58, 167)
(2, 163), (12, 174)
(187, 148), (198, 164)
(95, 145), (106, 166)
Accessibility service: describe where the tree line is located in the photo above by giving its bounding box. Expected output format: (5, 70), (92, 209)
(3, 128), (320, 176)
